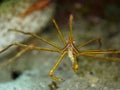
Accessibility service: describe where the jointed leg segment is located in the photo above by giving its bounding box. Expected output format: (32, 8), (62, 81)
(79, 53), (120, 62)
(0, 46), (29, 70)
(78, 49), (120, 62)
(52, 19), (66, 45)
(72, 55), (78, 72)
(49, 52), (66, 82)
(0, 42), (61, 70)
(77, 37), (101, 49)
(9, 29), (61, 49)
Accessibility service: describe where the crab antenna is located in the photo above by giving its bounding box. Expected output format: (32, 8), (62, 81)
(69, 14), (74, 41)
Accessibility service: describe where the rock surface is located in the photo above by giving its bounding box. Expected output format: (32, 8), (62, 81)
(0, 0), (55, 56)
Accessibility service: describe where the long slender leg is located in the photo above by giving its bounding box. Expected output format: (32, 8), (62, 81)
(79, 50), (120, 54)
(0, 44), (14, 53)
(0, 47), (30, 70)
(0, 42), (62, 70)
(0, 42), (61, 54)
(49, 52), (66, 82)
(33, 46), (61, 53)
(77, 37), (101, 49)
(72, 55), (78, 72)
(79, 50), (104, 52)
(52, 19), (66, 45)
(9, 29), (61, 49)
(79, 53), (120, 62)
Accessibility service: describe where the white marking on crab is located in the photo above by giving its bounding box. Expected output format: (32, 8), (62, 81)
(68, 49), (74, 64)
